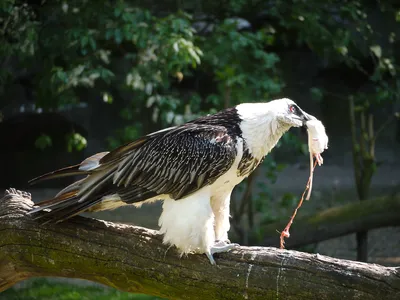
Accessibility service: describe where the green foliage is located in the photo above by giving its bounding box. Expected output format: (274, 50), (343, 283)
(262, 156), (287, 184)
(198, 19), (282, 104)
(66, 133), (88, 152)
(0, 278), (162, 300)
(0, 1), (38, 95)
(107, 124), (142, 150)
(3, 0), (397, 140)
(2, 1), (398, 115)
(34, 134), (52, 150)
(34, 132), (88, 152)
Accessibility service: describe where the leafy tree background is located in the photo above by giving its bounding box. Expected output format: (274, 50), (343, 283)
(1, 0), (400, 298)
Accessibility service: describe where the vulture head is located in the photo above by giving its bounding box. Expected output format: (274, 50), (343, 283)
(271, 98), (316, 128)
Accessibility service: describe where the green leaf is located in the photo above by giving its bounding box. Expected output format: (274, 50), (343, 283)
(34, 134), (52, 150)
(114, 7), (122, 17)
(188, 47), (201, 66)
(102, 92), (113, 104)
(114, 28), (123, 44)
(80, 36), (89, 48)
(337, 46), (348, 56)
(55, 70), (68, 83)
(120, 108), (133, 120)
(89, 37), (97, 51)
(66, 133), (87, 152)
(105, 29), (114, 40)
(370, 45), (382, 58)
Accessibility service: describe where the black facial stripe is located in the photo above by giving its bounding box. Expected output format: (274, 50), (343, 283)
(290, 104), (302, 116)
(294, 105), (301, 116)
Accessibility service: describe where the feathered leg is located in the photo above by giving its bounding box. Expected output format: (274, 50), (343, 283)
(159, 188), (236, 265)
(211, 191), (232, 242)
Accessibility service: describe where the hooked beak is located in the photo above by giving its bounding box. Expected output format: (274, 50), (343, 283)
(298, 108), (316, 127)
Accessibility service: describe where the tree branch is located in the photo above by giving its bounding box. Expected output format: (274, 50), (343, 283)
(261, 195), (400, 249)
(1, 189), (400, 299)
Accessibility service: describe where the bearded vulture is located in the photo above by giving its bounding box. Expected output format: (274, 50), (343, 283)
(29, 98), (315, 265)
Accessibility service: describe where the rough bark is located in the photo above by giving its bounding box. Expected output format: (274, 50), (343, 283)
(1, 189), (399, 300)
(261, 195), (400, 249)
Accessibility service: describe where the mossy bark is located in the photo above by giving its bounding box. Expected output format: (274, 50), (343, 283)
(1, 189), (399, 299)
(261, 195), (400, 249)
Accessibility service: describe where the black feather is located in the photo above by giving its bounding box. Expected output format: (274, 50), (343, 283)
(28, 164), (85, 185)
(28, 107), (244, 223)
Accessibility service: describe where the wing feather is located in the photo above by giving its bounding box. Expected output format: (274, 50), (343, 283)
(114, 123), (238, 201)
(30, 122), (238, 221)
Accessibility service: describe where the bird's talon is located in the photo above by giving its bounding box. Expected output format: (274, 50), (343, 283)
(210, 242), (238, 255)
(206, 252), (216, 265)
(205, 242), (239, 265)
(214, 239), (232, 247)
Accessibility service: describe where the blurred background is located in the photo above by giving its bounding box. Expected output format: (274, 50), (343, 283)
(1, 0), (400, 299)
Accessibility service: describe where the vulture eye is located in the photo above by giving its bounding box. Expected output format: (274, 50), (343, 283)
(289, 105), (297, 114)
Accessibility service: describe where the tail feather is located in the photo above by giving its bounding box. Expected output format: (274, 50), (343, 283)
(28, 189), (80, 216)
(51, 194), (107, 223)
(35, 190), (79, 209)
(29, 169), (119, 223)
(79, 151), (109, 171)
(29, 171), (112, 223)
(27, 151), (116, 222)
(77, 167), (117, 202)
(41, 197), (102, 224)
(29, 186), (107, 223)
(55, 178), (85, 197)
(28, 152), (110, 185)
(27, 149), (159, 223)
(28, 164), (85, 185)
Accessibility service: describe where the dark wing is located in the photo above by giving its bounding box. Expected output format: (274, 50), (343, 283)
(107, 123), (238, 201)
(29, 123), (238, 222)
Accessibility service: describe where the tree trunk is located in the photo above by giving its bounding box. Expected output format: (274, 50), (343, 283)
(1, 189), (400, 299)
(356, 231), (368, 262)
(349, 98), (377, 263)
(261, 195), (400, 249)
